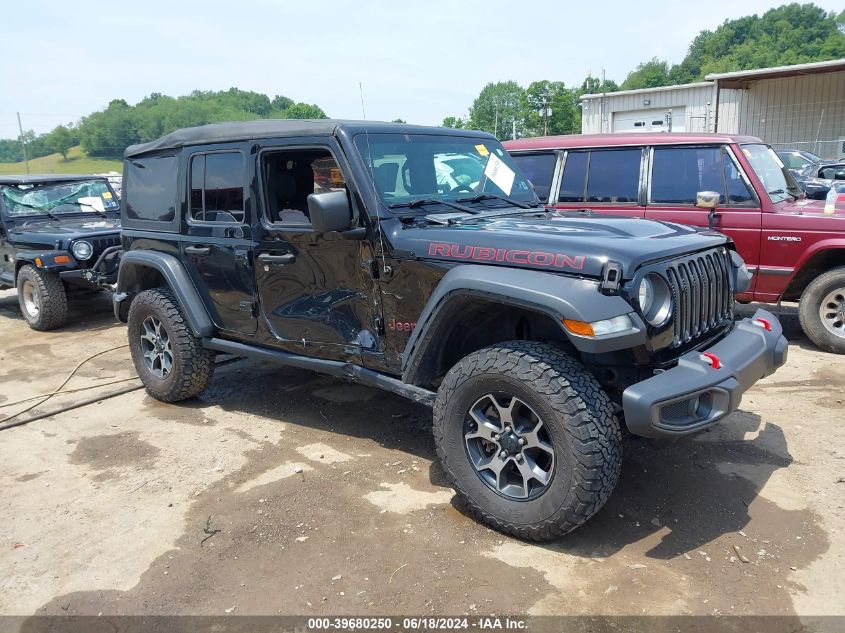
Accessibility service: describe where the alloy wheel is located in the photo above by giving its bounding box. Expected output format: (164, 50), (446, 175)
(140, 315), (173, 379)
(463, 393), (555, 500)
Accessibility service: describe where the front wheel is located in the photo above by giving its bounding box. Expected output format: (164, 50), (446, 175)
(127, 288), (215, 402)
(16, 265), (68, 331)
(798, 267), (845, 354)
(433, 341), (622, 541)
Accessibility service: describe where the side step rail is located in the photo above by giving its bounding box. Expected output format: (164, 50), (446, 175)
(202, 338), (436, 407)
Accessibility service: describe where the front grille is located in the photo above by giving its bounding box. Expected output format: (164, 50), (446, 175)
(664, 249), (733, 348)
(90, 235), (121, 259)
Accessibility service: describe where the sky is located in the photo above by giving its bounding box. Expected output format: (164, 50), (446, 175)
(1, 0), (843, 139)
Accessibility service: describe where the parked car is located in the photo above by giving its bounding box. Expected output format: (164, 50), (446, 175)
(113, 120), (787, 540)
(0, 174), (122, 330)
(505, 133), (845, 354)
(776, 148), (823, 174)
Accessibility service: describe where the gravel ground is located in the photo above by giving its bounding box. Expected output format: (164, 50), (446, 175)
(0, 288), (843, 629)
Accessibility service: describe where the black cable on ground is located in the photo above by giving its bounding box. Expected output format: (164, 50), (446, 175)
(0, 356), (241, 433)
(0, 384), (143, 432)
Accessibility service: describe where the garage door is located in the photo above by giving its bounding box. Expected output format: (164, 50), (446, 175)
(611, 107), (686, 133)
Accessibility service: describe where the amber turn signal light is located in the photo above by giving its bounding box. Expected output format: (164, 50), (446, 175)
(562, 319), (595, 337)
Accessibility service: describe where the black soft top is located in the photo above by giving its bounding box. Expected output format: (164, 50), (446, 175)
(124, 119), (494, 157)
(0, 174), (108, 186)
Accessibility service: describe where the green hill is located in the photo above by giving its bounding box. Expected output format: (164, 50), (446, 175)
(0, 146), (122, 176)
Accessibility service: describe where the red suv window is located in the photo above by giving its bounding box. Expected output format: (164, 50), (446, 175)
(558, 149), (641, 204)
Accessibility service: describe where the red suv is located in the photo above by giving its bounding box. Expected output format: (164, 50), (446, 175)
(505, 133), (845, 354)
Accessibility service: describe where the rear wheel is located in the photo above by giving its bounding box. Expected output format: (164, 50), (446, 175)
(16, 265), (68, 331)
(433, 341), (622, 541)
(798, 267), (845, 354)
(127, 288), (215, 402)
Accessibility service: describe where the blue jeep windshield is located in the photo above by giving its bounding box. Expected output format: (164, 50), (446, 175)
(353, 133), (538, 208)
(1, 180), (118, 217)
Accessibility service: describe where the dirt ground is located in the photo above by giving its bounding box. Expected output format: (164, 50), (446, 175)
(0, 287), (843, 629)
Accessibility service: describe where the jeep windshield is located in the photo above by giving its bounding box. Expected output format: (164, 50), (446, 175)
(741, 144), (803, 203)
(1, 180), (119, 218)
(353, 133), (540, 212)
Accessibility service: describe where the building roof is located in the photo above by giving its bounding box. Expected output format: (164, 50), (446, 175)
(504, 132), (764, 151)
(0, 174), (108, 186)
(580, 82), (712, 101)
(125, 119), (492, 157)
(705, 58), (845, 88)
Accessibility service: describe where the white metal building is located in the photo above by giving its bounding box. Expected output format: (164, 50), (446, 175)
(580, 59), (845, 159)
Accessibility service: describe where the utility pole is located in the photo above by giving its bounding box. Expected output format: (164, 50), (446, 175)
(512, 118), (517, 140)
(16, 112), (30, 174)
(540, 92), (552, 136)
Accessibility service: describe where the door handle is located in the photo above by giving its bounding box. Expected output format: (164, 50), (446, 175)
(258, 253), (296, 265)
(185, 245), (212, 256)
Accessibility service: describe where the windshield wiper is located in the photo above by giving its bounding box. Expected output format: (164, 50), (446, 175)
(14, 203), (60, 221)
(455, 193), (538, 209)
(389, 198), (479, 214)
(768, 188), (797, 201)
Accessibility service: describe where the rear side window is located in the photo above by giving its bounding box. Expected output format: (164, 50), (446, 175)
(558, 151), (588, 202)
(650, 147), (725, 204)
(124, 155), (178, 222)
(586, 149), (641, 203)
(510, 153), (556, 202)
(189, 151), (245, 223)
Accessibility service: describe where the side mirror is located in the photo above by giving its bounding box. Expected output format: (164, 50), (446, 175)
(695, 191), (721, 230)
(695, 191), (720, 209)
(307, 191), (352, 233)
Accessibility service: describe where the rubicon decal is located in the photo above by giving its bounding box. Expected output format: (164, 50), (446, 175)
(427, 242), (585, 271)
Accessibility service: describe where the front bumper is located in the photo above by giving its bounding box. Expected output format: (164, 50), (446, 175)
(622, 308), (788, 438)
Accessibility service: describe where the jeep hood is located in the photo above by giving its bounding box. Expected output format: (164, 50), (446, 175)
(7, 216), (120, 251)
(393, 213), (729, 278)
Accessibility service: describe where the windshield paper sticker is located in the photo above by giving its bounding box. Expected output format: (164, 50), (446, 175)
(484, 153), (515, 195)
(475, 144), (490, 157)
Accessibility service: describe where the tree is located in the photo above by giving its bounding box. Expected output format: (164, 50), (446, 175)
(621, 58), (671, 90)
(441, 116), (466, 129)
(669, 3), (845, 83)
(577, 76), (620, 96)
(522, 80), (579, 137)
(48, 125), (74, 160)
(468, 81), (526, 140)
(282, 103), (327, 119)
(391, 118), (406, 124)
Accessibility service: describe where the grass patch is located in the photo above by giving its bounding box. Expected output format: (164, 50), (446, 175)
(0, 146), (122, 176)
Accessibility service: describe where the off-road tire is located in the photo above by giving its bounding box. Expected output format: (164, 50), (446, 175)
(127, 287), (215, 402)
(16, 264), (68, 331)
(798, 267), (845, 354)
(433, 341), (622, 541)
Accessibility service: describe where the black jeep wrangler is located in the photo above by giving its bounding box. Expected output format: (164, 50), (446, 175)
(1, 175), (122, 330)
(114, 120), (788, 540)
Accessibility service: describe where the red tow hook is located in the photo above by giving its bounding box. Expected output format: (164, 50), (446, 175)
(752, 317), (772, 331)
(700, 352), (722, 369)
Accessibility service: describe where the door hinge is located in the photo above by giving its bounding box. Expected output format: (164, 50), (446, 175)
(234, 248), (252, 270)
(374, 317), (386, 335)
(239, 300), (258, 316)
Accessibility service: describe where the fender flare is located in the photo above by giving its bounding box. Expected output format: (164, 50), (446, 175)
(400, 265), (645, 384)
(115, 250), (214, 337)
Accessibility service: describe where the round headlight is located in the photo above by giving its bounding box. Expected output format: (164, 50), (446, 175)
(637, 276), (654, 313)
(637, 274), (672, 327)
(72, 240), (93, 261)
